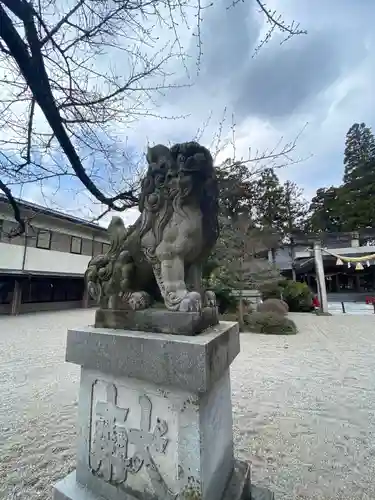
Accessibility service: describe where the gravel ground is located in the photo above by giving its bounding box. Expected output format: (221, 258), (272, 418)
(1, 310), (375, 499)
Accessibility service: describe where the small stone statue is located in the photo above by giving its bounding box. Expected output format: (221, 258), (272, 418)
(85, 141), (219, 314)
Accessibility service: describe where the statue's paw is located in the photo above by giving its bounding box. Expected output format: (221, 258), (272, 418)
(128, 291), (151, 310)
(204, 290), (217, 308)
(87, 282), (101, 302)
(179, 291), (202, 312)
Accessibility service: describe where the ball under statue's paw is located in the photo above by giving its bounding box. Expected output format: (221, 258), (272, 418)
(128, 291), (151, 310)
(179, 291), (202, 312)
(204, 290), (217, 308)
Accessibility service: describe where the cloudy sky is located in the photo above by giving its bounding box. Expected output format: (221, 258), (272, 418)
(13, 0), (375, 225)
(126, 0), (375, 197)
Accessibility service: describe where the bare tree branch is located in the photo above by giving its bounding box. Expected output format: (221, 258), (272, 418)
(0, 0), (305, 234)
(40, 0), (85, 46)
(0, 177), (25, 236)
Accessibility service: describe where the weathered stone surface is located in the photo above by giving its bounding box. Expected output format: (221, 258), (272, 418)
(66, 321), (240, 393)
(55, 319), (275, 500)
(71, 369), (234, 500)
(85, 142), (219, 315)
(222, 460), (251, 499)
(53, 459), (260, 500)
(94, 306), (219, 335)
(251, 485), (275, 500)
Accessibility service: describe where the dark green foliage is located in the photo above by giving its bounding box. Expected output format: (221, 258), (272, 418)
(215, 289), (238, 314)
(258, 278), (313, 313)
(257, 298), (289, 315)
(203, 257), (236, 314)
(208, 215), (281, 295)
(343, 122), (375, 183)
(211, 162), (310, 298)
(282, 280), (313, 312)
(243, 312), (297, 335)
(308, 187), (343, 233)
(255, 168), (286, 234)
(340, 123), (375, 230)
(260, 284), (282, 300)
(215, 161), (255, 218)
(259, 280), (288, 300)
(308, 122), (375, 232)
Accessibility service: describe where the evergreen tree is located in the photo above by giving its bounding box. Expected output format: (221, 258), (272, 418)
(341, 122), (375, 230)
(210, 215), (281, 291)
(253, 168), (286, 233)
(215, 161), (255, 218)
(307, 122), (375, 232)
(281, 180), (310, 279)
(282, 180), (310, 236)
(343, 123), (375, 183)
(252, 169), (309, 263)
(308, 187), (343, 232)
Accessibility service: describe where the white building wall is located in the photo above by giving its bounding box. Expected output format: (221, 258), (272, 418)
(0, 242), (24, 271)
(23, 247), (91, 275)
(0, 242), (92, 276)
(0, 199), (110, 277)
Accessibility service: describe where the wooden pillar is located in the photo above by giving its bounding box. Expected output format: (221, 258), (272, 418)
(82, 283), (89, 309)
(11, 280), (21, 316)
(355, 274), (361, 292)
(335, 273), (340, 292)
(313, 241), (328, 313)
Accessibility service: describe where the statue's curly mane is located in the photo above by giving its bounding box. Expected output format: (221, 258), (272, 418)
(169, 141), (219, 259)
(137, 141), (218, 260)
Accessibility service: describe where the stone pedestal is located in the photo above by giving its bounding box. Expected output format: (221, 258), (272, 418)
(53, 322), (274, 500)
(94, 307), (219, 335)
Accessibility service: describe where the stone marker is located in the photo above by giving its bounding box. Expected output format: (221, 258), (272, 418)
(53, 142), (274, 500)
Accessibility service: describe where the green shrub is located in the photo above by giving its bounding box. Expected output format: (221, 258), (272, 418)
(243, 312), (297, 335)
(257, 298), (289, 315)
(259, 282), (283, 300)
(219, 312), (244, 331)
(214, 289), (238, 314)
(282, 280), (313, 312)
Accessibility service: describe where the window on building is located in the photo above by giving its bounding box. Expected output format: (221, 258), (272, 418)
(36, 229), (52, 249)
(70, 236), (82, 254)
(0, 278), (13, 304)
(0, 219), (3, 238)
(102, 242), (110, 253)
(21, 278), (54, 303)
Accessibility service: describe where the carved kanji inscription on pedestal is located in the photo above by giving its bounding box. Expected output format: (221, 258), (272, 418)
(89, 382), (175, 499)
(90, 383), (130, 483)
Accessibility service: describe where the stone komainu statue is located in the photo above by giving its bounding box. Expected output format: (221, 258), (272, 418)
(85, 141), (219, 313)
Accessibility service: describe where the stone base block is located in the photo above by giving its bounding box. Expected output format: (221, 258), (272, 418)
(94, 306), (219, 335)
(73, 368), (235, 500)
(54, 460), (266, 500)
(56, 322), (275, 500)
(63, 322), (240, 500)
(251, 485), (275, 499)
(65, 322), (240, 393)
